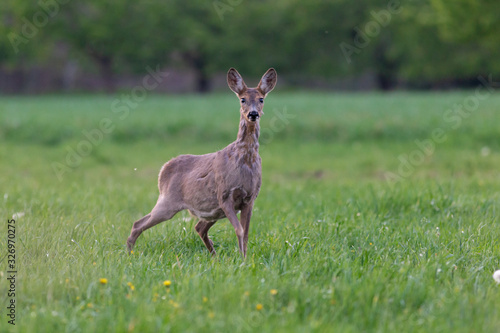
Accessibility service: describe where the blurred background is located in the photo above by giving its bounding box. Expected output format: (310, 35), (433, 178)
(1, 0), (499, 94)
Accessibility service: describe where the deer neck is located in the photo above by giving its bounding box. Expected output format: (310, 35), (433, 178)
(235, 115), (260, 156)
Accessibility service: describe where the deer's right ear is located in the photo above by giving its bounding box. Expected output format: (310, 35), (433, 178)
(227, 68), (247, 95)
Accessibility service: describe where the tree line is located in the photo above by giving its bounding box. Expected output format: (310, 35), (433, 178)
(0, 0), (498, 93)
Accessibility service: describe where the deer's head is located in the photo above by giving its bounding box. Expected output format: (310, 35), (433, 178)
(227, 68), (277, 123)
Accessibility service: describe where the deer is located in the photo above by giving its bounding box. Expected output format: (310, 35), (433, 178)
(126, 68), (277, 258)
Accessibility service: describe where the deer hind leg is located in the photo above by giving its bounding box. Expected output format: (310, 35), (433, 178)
(195, 220), (217, 255)
(126, 195), (182, 252)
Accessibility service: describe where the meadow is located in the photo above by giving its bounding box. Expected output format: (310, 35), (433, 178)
(0, 91), (499, 332)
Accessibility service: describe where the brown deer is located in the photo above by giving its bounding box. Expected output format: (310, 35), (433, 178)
(127, 68), (277, 257)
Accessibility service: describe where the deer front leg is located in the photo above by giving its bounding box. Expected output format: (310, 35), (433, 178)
(195, 220), (217, 255)
(220, 201), (245, 257)
(240, 202), (254, 257)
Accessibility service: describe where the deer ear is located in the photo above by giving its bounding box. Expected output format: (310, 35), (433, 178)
(258, 68), (277, 95)
(227, 68), (247, 95)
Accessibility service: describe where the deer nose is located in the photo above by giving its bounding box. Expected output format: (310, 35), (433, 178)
(248, 111), (259, 121)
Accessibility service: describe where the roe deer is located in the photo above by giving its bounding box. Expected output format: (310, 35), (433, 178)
(126, 68), (277, 257)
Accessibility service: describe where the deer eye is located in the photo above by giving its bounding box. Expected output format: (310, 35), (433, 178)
(241, 98), (246, 103)
(259, 98), (264, 103)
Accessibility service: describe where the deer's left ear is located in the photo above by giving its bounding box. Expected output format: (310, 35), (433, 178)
(258, 68), (277, 95)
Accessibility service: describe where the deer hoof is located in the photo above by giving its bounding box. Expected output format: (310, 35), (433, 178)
(126, 239), (135, 253)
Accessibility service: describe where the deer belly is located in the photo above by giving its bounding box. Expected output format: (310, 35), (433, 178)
(188, 207), (226, 221)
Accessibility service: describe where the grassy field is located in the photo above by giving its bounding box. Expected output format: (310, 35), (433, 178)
(0, 91), (499, 332)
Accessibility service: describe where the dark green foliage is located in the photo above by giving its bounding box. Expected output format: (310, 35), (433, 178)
(1, 0), (499, 91)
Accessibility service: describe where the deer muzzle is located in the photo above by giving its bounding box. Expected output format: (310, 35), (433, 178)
(248, 111), (259, 122)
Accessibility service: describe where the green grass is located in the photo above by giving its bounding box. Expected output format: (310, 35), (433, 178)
(0, 92), (499, 332)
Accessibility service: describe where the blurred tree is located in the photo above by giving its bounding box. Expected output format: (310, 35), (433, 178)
(0, 1), (17, 66)
(160, 0), (227, 92)
(221, 0), (371, 85)
(429, 0), (500, 45)
(428, 0), (500, 76)
(48, 0), (169, 92)
(392, 0), (500, 86)
(1, 0), (499, 93)
(0, 0), (57, 92)
(336, 0), (403, 90)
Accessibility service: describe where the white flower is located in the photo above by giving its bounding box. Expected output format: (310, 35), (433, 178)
(481, 147), (491, 157)
(493, 270), (500, 283)
(12, 212), (24, 219)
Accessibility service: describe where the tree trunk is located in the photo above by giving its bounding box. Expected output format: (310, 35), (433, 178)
(86, 45), (115, 93)
(96, 56), (115, 93)
(196, 70), (210, 93)
(374, 40), (397, 91)
(186, 52), (210, 93)
(376, 71), (394, 91)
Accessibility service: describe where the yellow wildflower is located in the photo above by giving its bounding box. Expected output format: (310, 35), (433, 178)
(256, 304), (263, 311)
(270, 289), (278, 296)
(168, 300), (179, 308)
(163, 280), (172, 287)
(99, 278), (108, 285)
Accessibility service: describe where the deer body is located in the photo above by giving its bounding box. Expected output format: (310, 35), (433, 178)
(127, 68), (277, 257)
(157, 134), (261, 221)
